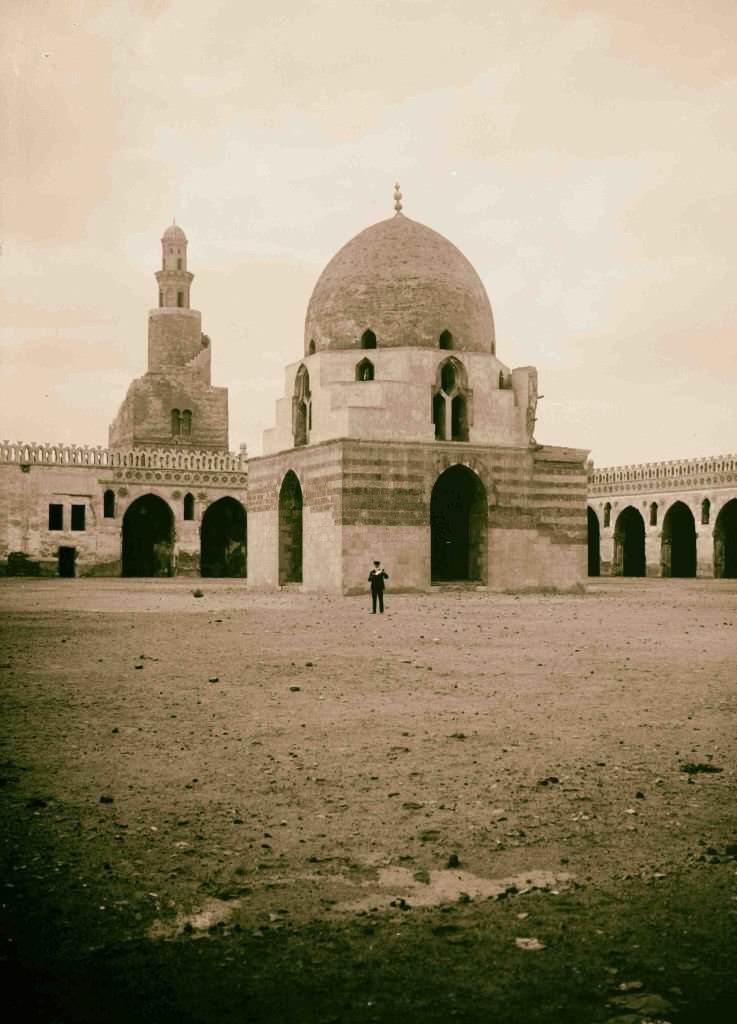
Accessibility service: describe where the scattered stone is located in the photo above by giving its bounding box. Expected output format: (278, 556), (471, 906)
(192, 589), (204, 598)
(537, 776), (560, 786)
(449, 732), (466, 740)
(111, 727), (119, 734)
(208, 676), (219, 683)
(635, 791), (645, 799)
(402, 801), (424, 810)
(99, 795), (114, 804)
(289, 685), (301, 692)
(725, 843), (737, 858)
(515, 937), (545, 951)
(680, 762), (722, 774)
(447, 853), (461, 868)
(305, 662), (314, 667)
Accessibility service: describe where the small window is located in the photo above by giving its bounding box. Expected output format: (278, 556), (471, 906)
(103, 490), (115, 518)
(498, 371), (505, 389)
(171, 408), (181, 436)
(177, 291), (184, 308)
(159, 291), (164, 308)
(181, 409), (192, 437)
(432, 392), (446, 441)
(356, 358), (374, 381)
(451, 394), (469, 442)
(308, 339), (316, 355)
(441, 361), (457, 393)
(177, 258), (182, 270)
(439, 329), (453, 350)
(649, 502), (658, 526)
(603, 502), (611, 528)
(49, 503), (63, 530)
(71, 505), (86, 531)
(701, 498), (710, 525)
(183, 493), (194, 520)
(361, 329), (377, 350)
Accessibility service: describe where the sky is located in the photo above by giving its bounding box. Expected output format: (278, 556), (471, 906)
(1, 0), (736, 467)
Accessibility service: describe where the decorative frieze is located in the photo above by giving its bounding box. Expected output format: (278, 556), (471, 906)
(589, 454), (737, 495)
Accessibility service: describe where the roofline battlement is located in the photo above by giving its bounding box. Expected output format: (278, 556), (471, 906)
(0, 441), (247, 474)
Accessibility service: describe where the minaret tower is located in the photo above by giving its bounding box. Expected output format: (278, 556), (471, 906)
(108, 223), (229, 451)
(156, 222), (194, 308)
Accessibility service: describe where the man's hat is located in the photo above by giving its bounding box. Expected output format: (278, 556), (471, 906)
(373, 560), (380, 565)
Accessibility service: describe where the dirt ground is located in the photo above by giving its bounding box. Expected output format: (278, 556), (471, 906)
(1, 577), (736, 1023)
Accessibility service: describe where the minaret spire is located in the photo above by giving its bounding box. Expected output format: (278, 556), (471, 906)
(393, 182), (403, 214)
(156, 223), (193, 309)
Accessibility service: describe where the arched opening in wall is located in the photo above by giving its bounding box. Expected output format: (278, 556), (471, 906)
(587, 507), (600, 577)
(613, 506), (646, 577)
(441, 361), (457, 393)
(308, 339), (316, 355)
(430, 465), (487, 583)
(603, 502), (611, 528)
(649, 502), (658, 526)
(293, 366), (311, 448)
(701, 498), (711, 525)
(183, 493), (195, 521)
(181, 410), (192, 438)
(177, 291), (184, 308)
(122, 495), (174, 577)
(432, 393), (446, 441)
(200, 497), (247, 578)
(279, 472), (303, 585)
(103, 490), (115, 518)
(661, 501), (696, 578)
(356, 358), (374, 381)
(451, 394), (469, 441)
(439, 330), (453, 350)
(361, 329), (377, 350)
(171, 409), (181, 436)
(713, 499), (737, 578)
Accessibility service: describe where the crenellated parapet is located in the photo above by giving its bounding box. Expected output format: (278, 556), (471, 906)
(0, 441), (248, 474)
(589, 453), (737, 494)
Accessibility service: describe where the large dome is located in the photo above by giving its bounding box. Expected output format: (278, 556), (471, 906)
(304, 213), (495, 355)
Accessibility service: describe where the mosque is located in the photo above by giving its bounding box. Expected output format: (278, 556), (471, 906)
(1, 188), (734, 586)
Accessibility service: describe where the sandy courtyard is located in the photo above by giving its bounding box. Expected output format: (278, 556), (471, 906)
(1, 578), (736, 1023)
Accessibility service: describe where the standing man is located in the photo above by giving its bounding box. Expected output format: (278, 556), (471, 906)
(368, 560), (389, 614)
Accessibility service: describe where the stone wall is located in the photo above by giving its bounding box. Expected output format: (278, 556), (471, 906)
(0, 442), (247, 577)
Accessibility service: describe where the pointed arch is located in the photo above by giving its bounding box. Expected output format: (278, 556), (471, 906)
(661, 501), (696, 577)
(587, 507), (600, 576)
(171, 408), (181, 436)
(360, 329), (377, 350)
(183, 493), (195, 521)
(200, 497), (247, 577)
(714, 499), (737, 578)
(292, 365), (311, 448)
(355, 357), (374, 381)
(613, 506), (646, 576)
(279, 471), (303, 584)
(103, 489), (116, 519)
(433, 357), (470, 441)
(439, 329), (453, 350)
(122, 495), (174, 577)
(430, 465), (487, 582)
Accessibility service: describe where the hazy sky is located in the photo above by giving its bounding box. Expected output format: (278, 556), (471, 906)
(2, 0), (735, 466)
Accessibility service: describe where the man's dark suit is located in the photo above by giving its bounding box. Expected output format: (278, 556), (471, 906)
(368, 567), (388, 613)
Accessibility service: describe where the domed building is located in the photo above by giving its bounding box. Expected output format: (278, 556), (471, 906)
(247, 187), (590, 593)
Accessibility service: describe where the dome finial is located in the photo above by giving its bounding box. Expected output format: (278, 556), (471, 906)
(393, 182), (403, 214)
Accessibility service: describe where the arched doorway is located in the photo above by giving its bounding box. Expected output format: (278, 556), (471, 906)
(279, 471), (303, 585)
(714, 499), (737, 578)
(122, 495), (174, 577)
(430, 465), (487, 582)
(613, 506), (645, 576)
(587, 507), (600, 577)
(200, 497), (247, 578)
(661, 501), (696, 577)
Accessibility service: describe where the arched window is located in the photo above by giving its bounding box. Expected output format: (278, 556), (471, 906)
(603, 502), (611, 528)
(181, 410), (192, 437)
(183, 493), (195, 521)
(649, 502), (658, 526)
(701, 498), (710, 525)
(293, 365), (311, 448)
(177, 291), (184, 308)
(439, 329), (453, 350)
(171, 408), (181, 436)
(103, 489), (115, 518)
(498, 371), (505, 390)
(177, 258), (182, 270)
(356, 358), (374, 381)
(308, 339), (316, 355)
(433, 357), (470, 442)
(159, 291), (164, 308)
(361, 329), (377, 350)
